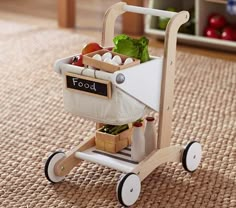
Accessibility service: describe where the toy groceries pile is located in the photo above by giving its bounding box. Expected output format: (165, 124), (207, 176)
(204, 13), (236, 41)
(71, 34), (150, 67)
(69, 34), (156, 160)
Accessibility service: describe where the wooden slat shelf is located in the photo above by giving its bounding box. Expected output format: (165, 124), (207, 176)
(75, 146), (137, 173)
(205, 0), (227, 4)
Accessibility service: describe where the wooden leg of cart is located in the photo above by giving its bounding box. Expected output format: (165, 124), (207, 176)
(132, 145), (183, 181)
(54, 134), (95, 177)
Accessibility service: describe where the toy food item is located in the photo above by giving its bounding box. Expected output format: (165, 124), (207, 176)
(102, 52), (113, 61)
(96, 123), (132, 153)
(204, 27), (221, 39)
(208, 14), (226, 29)
(204, 13), (236, 41)
(106, 47), (113, 51)
(92, 54), (102, 61)
(71, 55), (84, 67)
(233, 29), (236, 41)
(82, 48), (140, 73)
(144, 117), (156, 156)
(131, 122), (145, 162)
(124, 58), (134, 65)
(104, 57), (115, 65)
(112, 55), (122, 65)
(221, 27), (234, 41)
(99, 124), (129, 135)
(71, 42), (103, 66)
(82, 42), (103, 55)
(113, 34), (150, 63)
(91, 52), (134, 66)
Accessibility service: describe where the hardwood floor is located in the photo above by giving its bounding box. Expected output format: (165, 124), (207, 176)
(0, 0), (235, 61)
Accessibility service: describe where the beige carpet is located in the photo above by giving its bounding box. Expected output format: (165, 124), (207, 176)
(0, 20), (235, 208)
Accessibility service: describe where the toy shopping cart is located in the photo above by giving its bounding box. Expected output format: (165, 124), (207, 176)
(44, 2), (202, 207)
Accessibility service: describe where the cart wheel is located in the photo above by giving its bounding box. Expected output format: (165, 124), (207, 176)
(44, 151), (65, 183)
(116, 173), (141, 207)
(182, 141), (202, 172)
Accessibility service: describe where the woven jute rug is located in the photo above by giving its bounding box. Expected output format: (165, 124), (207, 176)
(0, 20), (235, 208)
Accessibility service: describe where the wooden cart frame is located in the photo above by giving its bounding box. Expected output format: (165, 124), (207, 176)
(45, 2), (202, 207)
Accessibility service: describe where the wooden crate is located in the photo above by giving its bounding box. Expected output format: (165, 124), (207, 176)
(83, 49), (140, 73)
(95, 125), (132, 153)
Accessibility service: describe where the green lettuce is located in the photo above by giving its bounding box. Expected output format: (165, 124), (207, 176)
(113, 34), (150, 63)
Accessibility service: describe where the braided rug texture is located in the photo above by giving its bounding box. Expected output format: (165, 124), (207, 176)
(0, 20), (235, 208)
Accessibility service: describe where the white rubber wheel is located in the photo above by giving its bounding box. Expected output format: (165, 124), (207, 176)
(182, 141), (202, 172)
(44, 151), (65, 183)
(116, 173), (141, 207)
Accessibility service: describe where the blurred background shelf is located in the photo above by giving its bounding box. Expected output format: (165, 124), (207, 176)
(145, 0), (236, 52)
(205, 0), (227, 4)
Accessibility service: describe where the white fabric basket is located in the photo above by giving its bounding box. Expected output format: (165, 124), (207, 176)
(60, 65), (149, 125)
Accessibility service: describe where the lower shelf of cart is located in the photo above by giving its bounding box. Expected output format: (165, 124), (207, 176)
(75, 146), (138, 173)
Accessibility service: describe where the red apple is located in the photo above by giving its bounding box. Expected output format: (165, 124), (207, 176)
(221, 27), (234, 41)
(208, 14), (226, 29)
(233, 30), (236, 41)
(105, 47), (114, 51)
(82, 42), (103, 55)
(204, 27), (221, 39)
(71, 55), (84, 67)
(228, 24), (236, 41)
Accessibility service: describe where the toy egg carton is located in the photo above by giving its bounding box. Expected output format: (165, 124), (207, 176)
(83, 49), (140, 73)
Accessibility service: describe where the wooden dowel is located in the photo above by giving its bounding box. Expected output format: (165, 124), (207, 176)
(122, 0), (144, 35)
(57, 0), (76, 28)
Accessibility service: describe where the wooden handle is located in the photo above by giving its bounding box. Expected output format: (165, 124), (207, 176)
(123, 4), (177, 18)
(158, 11), (189, 149)
(101, 2), (126, 47)
(102, 3), (187, 47)
(102, 2), (190, 149)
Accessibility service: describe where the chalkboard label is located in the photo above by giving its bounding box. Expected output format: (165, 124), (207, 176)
(65, 72), (111, 99)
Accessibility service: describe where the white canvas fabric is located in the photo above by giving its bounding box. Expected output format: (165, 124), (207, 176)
(61, 67), (149, 125)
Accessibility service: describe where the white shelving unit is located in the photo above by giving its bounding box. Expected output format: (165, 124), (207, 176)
(145, 0), (236, 52)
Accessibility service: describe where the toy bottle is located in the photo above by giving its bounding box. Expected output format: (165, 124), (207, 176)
(131, 122), (145, 162)
(144, 117), (157, 156)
